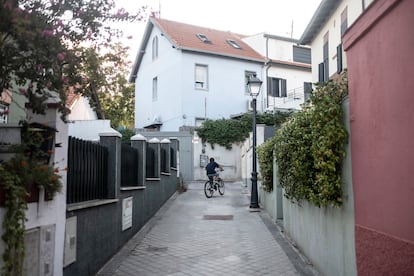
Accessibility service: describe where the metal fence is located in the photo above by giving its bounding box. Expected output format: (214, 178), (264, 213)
(170, 147), (176, 168)
(67, 136), (108, 204)
(146, 146), (156, 178)
(121, 143), (139, 186)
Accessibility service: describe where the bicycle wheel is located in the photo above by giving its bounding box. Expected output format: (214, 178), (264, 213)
(218, 179), (225, 195)
(204, 181), (214, 198)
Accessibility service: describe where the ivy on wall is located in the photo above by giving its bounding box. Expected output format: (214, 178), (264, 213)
(195, 111), (292, 150)
(258, 74), (348, 207)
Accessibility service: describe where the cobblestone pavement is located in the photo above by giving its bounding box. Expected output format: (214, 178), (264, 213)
(97, 181), (318, 276)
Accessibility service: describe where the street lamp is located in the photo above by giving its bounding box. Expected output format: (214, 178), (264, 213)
(247, 75), (262, 210)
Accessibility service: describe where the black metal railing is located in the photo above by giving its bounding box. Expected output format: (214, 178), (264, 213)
(67, 136), (108, 204)
(121, 143), (139, 186)
(170, 147), (176, 168)
(161, 147), (167, 173)
(146, 146), (156, 178)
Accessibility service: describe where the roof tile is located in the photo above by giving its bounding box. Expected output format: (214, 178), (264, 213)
(152, 17), (265, 62)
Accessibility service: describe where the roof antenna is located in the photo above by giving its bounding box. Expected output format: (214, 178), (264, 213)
(159, 0), (161, 18)
(291, 20), (294, 39)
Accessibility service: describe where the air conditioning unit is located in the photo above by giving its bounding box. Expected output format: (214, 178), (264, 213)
(247, 99), (253, 111)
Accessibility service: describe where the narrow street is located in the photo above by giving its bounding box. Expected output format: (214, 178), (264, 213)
(97, 182), (318, 276)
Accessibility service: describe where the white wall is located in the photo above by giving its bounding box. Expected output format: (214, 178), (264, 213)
(134, 26), (182, 130)
(68, 120), (118, 141)
(266, 66), (312, 110)
(192, 131), (241, 181)
(309, 0), (374, 82)
(242, 33), (298, 62)
(239, 124), (266, 188)
(180, 53), (263, 128)
(67, 97), (97, 121)
(243, 33), (312, 111)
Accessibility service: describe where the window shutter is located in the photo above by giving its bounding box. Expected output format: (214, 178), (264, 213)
(337, 44), (343, 74)
(318, 63), (325, 83)
(281, 79), (287, 97)
(304, 82), (312, 101)
(266, 77), (271, 96)
(268, 78), (278, 97)
(274, 79), (280, 97)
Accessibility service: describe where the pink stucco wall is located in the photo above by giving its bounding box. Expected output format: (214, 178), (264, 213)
(343, 0), (414, 274)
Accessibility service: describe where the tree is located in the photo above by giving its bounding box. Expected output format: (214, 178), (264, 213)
(81, 42), (135, 129)
(0, 0), (148, 119)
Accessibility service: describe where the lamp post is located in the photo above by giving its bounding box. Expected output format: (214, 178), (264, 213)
(247, 75), (262, 210)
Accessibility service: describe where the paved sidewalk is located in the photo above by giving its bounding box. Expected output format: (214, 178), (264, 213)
(97, 181), (318, 276)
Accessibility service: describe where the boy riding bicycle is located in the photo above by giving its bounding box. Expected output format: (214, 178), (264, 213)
(205, 157), (223, 186)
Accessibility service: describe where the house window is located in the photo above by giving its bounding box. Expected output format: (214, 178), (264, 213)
(196, 33), (211, 44)
(319, 31), (329, 83)
(267, 77), (287, 97)
(293, 46), (311, 64)
(341, 7), (348, 38)
(0, 103), (8, 124)
(195, 64), (208, 90)
(245, 71), (257, 94)
(227, 39), (241, 49)
(152, 77), (158, 100)
(152, 36), (158, 61)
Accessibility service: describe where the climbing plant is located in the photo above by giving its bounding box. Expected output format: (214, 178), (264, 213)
(195, 111), (291, 150)
(256, 136), (276, 192)
(0, 124), (62, 276)
(269, 74), (348, 207)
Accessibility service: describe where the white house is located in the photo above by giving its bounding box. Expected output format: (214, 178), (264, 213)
(299, 0), (375, 83)
(130, 17), (314, 132)
(242, 33), (312, 110)
(130, 17), (267, 132)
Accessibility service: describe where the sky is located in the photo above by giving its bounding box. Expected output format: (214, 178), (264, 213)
(114, 0), (322, 63)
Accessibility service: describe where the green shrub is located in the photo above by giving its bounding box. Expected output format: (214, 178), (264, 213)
(264, 75), (348, 207)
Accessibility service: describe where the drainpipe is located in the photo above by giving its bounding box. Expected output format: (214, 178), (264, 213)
(265, 35), (271, 110)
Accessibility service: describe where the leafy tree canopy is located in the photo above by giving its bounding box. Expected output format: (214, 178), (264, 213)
(0, 0), (149, 120)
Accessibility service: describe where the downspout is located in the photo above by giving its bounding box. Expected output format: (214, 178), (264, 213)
(265, 35), (271, 110)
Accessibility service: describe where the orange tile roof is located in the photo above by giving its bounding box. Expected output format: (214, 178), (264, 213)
(66, 87), (81, 110)
(130, 17), (265, 82)
(152, 17), (265, 62)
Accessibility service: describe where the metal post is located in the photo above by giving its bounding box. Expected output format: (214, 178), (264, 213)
(250, 96), (259, 210)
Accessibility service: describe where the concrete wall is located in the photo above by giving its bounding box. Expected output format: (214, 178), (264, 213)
(261, 98), (356, 276)
(192, 132), (242, 181)
(343, 0), (414, 274)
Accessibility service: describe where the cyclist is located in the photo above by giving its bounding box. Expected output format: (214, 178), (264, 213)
(205, 157), (223, 188)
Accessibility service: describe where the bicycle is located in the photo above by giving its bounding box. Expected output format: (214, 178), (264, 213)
(204, 174), (225, 198)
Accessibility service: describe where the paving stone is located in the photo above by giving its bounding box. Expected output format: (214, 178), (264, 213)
(97, 182), (318, 276)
